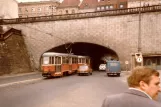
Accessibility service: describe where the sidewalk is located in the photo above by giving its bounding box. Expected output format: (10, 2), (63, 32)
(0, 71), (41, 79)
(0, 71), (42, 87)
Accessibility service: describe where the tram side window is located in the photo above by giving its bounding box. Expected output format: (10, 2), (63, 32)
(72, 57), (77, 64)
(72, 57), (74, 64)
(49, 57), (54, 64)
(63, 57), (69, 64)
(86, 59), (90, 64)
(76, 58), (78, 63)
(63, 57), (66, 64)
(69, 57), (72, 64)
(55, 56), (61, 64)
(82, 58), (85, 63)
(78, 58), (81, 63)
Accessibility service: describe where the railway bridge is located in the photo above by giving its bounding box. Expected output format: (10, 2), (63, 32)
(1, 5), (161, 72)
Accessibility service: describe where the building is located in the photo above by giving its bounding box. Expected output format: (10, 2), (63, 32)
(18, 0), (60, 18)
(79, 0), (98, 13)
(57, 0), (80, 15)
(0, 0), (18, 19)
(128, 0), (161, 8)
(79, 0), (127, 13)
(96, 0), (127, 11)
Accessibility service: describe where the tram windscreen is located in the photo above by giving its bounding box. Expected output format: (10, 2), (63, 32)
(43, 57), (49, 64)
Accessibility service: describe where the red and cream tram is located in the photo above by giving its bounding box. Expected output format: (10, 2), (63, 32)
(41, 52), (91, 77)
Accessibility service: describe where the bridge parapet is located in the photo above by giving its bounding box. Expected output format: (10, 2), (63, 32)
(0, 5), (161, 25)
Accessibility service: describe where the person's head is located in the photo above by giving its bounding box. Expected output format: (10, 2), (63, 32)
(127, 66), (161, 100)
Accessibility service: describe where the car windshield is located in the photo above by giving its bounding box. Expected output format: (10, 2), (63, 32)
(79, 65), (88, 71)
(100, 64), (106, 66)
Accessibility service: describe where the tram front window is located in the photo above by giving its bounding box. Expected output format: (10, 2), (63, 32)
(43, 57), (49, 64)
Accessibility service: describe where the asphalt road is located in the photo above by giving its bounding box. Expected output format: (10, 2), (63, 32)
(0, 71), (160, 107)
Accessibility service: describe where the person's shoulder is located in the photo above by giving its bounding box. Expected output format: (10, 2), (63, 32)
(154, 101), (161, 107)
(105, 93), (124, 100)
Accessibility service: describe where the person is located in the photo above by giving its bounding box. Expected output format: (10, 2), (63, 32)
(101, 66), (161, 107)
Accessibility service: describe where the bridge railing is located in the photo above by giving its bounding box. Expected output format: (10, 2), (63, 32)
(0, 5), (161, 25)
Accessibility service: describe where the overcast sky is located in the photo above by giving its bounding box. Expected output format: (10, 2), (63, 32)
(17, 0), (84, 3)
(17, 0), (63, 2)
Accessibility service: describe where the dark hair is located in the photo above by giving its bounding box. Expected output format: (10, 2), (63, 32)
(127, 66), (159, 87)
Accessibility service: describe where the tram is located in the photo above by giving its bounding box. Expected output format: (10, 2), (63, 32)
(41, 52), (91, 77)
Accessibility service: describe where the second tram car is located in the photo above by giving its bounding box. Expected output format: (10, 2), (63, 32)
(41, 52), (91, 77)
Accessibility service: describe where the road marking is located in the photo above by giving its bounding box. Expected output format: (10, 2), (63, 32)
(0, 78), (42, 88)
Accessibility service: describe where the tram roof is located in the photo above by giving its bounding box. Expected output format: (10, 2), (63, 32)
(42, 52), (89, 58)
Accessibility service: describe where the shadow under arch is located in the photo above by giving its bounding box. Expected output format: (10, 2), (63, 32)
(40, 42), (119, 70)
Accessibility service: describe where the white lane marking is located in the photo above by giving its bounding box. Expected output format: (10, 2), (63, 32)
(0, 78), (42, 88)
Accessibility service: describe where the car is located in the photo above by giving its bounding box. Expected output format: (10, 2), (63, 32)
(99, 64), (106, 71)
(77, 64), (92, 76)
(106, 61), (121, 76)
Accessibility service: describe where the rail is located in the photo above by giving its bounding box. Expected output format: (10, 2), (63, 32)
(0, 5), (161, 25)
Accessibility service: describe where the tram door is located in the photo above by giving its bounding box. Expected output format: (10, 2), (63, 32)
(55, 56), (61, 72)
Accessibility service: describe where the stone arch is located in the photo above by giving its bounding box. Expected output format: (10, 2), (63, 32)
(39, 42), (119, 70)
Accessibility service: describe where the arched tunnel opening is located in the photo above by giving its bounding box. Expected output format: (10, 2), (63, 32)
(46, 42), (119, 70)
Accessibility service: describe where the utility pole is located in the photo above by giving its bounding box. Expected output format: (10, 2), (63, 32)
(138, 0), (142, 52)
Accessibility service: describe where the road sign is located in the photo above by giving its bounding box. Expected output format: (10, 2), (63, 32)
(137, 57), (142, 63)
(135, 52), (143, 63)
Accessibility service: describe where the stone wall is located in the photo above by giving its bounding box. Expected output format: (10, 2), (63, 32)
(0, 29), (32, 75)
(4, 10), (161, 70)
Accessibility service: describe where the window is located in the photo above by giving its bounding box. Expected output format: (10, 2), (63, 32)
(97, 7), (100, 11)
(59, 10), (62, 14)
(55, 56), (61, 64)
(157, 57), (161, 65)
(38, 7), (41, 11)
(66, 10), (68, 14)
(25, 8), (28, 12)
(31, 7), (35, 11)
(101, 6), (105, 10)
(19, 8), (22, 12)
(109, 5), (113, 9)
(72, 9), (75, 14)
(84, 3), (88, 7)
(120, 4), (124, 8)
(49, 57), (54, 64)
(46, 7), (49, 11)
(43, 57), (49, 64)
(106, 6), (109, 10)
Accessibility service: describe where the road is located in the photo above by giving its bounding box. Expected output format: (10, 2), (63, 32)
(0, 71), (160, 107)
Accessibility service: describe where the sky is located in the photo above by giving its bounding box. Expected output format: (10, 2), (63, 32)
(16, 0), (84, 3)
(16, 0), (63, 3)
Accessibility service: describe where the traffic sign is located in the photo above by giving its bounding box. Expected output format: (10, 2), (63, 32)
(136, 57), (142, 63)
